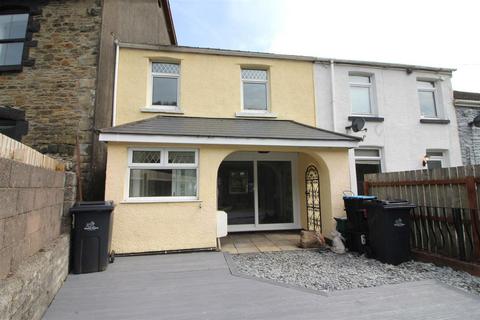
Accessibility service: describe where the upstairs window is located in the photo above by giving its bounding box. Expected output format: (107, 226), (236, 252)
(0, 12), (29, 68)
(417, 80), (437, 118)
(241, 69), (268, 111)
(349, 74), (373, 115)
(151, 62), (180, 108)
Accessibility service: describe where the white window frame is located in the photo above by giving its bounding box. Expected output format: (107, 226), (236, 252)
(417, 80), (439, 119)
(349, 74), (375, 115)
(425, 150), (445, 169)
(240, 68), (270, 114)
(354, 148), (383, 169)
(125, 147), (198, 202)
(144, 61), (181, 113)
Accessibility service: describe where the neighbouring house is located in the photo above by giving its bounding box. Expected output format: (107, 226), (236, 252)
(99, 45), (361, 254)
(454, 90), (480, 165)
(314, 61), (463, 194)
(0, 0), (176, 199)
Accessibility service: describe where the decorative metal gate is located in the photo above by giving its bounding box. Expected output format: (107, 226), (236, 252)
(305, 165), (322, 232)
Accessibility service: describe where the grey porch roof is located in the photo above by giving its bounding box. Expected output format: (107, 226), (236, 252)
(100, 116), (361, 142)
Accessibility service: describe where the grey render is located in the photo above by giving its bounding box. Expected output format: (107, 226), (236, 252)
(454, 91), (480, 165)
(43, 252), (480, 320)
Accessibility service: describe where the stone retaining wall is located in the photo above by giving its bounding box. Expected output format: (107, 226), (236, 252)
(0, 234), (69, 320)
(0, 157), (75, 320)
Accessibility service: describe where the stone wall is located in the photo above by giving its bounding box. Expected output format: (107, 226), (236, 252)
(0, 158), (66, 279)
(0, 157), (74, 320)
(0, 235), (69, 320)
(0, 0), (102, 198)
(455, 106), (480, 165)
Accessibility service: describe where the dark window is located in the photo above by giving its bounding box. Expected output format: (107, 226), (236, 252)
(0, 12), (29, 68)
(356, 162), (381, 195)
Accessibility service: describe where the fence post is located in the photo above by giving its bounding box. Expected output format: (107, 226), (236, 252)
(364, 181), (370, 196)
(466, 176), (480, 260)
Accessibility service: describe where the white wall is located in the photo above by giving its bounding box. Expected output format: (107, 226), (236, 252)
(314, 62), (462, 193)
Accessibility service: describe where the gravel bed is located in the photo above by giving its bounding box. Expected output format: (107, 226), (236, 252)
(230, 249), (480, 295)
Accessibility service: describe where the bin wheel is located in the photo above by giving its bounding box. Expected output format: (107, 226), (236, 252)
(109, 251), (115, 263)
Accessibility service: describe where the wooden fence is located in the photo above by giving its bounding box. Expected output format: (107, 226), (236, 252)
(0, 133), (64, 171)
(364, 166), (480, 272)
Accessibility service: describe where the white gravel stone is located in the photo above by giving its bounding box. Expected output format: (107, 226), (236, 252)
(230, 249), (480, 294)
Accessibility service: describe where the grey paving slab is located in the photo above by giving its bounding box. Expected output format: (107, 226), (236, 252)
(43, 252), (480, 320)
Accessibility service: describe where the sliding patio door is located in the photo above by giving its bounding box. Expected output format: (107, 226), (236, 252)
(217, 161), (255, 226)
(257, 161), (294, 225)
(217, 152), (299, 232)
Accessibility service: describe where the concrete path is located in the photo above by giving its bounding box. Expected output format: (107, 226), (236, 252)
(43, 252), (480, 320)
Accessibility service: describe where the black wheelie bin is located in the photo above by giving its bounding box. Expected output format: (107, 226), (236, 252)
(70, 201), (115, 274)
(367, 199), (416, 265)
(343, 195), (376, 253)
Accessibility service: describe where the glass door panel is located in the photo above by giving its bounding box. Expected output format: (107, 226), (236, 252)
(257, 161), (293, 224)
(217, 161), (255, 225)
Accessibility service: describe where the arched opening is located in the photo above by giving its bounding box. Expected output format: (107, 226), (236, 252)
(216, 151), (299, 232)
(305, 164), (322, 232)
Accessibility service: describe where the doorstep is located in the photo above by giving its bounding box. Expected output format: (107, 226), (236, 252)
(220, 231), (302, 254)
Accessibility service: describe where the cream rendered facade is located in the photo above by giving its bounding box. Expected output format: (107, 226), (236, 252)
(102, 45), (357, 254)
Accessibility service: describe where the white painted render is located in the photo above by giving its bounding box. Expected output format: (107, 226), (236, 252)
(314, 62), (462, 193)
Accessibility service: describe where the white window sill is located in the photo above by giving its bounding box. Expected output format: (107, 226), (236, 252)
(235, 111), (277, 118)
(141, 106), (183, 114)
(121, 198), (202, 204)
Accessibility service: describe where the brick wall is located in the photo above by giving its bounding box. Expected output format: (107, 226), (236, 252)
(0, 158), (67, 279)
(455, 106), (480, 165)
(0, 0), (102, 198)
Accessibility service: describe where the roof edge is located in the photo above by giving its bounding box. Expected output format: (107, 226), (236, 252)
(118, 43), (455, 73)
(99, 132), (359, 148)
(160, 0), (177, 45)
(100, 115), (361, 142)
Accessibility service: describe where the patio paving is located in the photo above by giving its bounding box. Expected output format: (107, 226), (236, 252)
(43, 252), (480, 320)
(220, 231), (301, 254)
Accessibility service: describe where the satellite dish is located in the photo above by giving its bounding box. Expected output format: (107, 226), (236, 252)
(346, 117), (366, 132)
(469, 114), (480, 128)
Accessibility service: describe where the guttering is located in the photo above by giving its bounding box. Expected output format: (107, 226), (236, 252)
(454, 99), (480, 108)
(112, 38), (119, 127)
(98, 133), (359, 148)
(330, 60), (337, 131)
(118, 43), (455, 73)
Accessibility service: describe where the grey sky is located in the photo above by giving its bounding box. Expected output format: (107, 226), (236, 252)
(170, 0), (480, 92)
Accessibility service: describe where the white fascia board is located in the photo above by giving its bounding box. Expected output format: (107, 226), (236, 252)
(99, 133), (359, 148)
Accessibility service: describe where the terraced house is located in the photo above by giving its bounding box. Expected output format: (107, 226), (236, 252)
(98, 40), (464, 253)
(99, 45), (361, 253)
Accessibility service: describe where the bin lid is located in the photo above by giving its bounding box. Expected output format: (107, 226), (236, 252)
(69, 201), (114, 213)
(343, 195), (377, 200)
(377, 199), (416, 209)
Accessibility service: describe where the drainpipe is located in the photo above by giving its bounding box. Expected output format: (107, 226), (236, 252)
(111, 37), (120, 127)
(330, 60), (336, 131)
